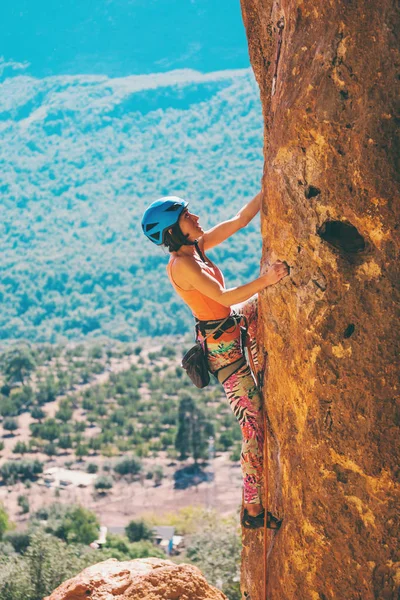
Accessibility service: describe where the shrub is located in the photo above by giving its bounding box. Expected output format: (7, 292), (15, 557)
(94, 476), (113, 491)
(3, 530), (31, 553)
(89, 345), (103, 359)
(86, 463), (98, 474)
(114, 456), (142, 477)
(161, 345), (176, 358)
(0, 503), (10, 540)
(153, 465), (164, 486)
(17, 495), (29, 514)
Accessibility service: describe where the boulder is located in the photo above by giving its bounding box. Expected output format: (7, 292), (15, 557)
(45, 557), (227, 600)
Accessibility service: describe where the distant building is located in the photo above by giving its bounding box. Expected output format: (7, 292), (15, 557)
(153, 526), (175, 555)
(37, 466), (96, 488)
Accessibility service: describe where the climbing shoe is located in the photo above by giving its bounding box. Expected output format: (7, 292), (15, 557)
(241, 508), (283, 530)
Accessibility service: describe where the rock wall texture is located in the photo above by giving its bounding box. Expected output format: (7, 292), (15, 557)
(44, 557), (227, 600)
(239, 1), (399, 599)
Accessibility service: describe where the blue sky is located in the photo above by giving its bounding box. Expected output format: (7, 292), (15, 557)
(0, 0), (250, 77)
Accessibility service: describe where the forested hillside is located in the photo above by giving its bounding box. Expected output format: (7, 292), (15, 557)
(0, 64), (263, 343)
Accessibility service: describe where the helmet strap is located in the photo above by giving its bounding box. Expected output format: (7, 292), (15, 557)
(193, 240), (206, 262)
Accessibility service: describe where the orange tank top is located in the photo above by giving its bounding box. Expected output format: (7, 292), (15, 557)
(166, 255), (230, 321)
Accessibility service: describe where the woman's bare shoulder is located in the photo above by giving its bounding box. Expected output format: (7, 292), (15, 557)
(169, 255), (199, 291)
(172, 254), (199, 275)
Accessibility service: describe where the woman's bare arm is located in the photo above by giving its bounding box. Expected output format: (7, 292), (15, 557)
(201, 192), (261, 251)
(174, 256), (288, 307)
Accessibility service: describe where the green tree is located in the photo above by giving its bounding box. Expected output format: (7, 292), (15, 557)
(125, 519), (154, 543)
(75, 444), (89, 460)
(55, 405), (73, 422)
(43, 442), (57, 457)
(12, 441), (28, 455)
(88, 436), (102, 454)
(0, 529), (92, 600)
(56, 506), (100, 545)
(4, 348), (36, 385)
(219, 430), (234, 451)
(30, 406), (46, 421)
(0, 460), (43, 484)
(186, 517), (241, 600)
(0, 396), (18, 417)
(38, 418), (60, 442)
(175, 395), (212, 464)
(36, 375), (58, 405)
(58, 434), (72, 450)
(11, 386), (34, 412)
(3, 417), (19, 435)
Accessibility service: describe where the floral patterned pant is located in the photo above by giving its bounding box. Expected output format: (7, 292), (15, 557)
(197, 295), (264, 505)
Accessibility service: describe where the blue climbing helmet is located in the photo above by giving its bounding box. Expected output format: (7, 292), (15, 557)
(141, 196), (188, 245)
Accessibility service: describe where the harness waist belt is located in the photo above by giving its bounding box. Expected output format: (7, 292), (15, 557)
(196, 313), (241, 340)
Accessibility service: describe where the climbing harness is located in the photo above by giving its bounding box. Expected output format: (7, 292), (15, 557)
(182, 313), (233, 388)
(195, 312), (251, 384)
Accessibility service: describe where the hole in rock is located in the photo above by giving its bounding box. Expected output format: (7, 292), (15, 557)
(305, 185), (321, 199)
(317, 220), (366, 253)
(343, 324), (355, 338)
(340, 90), (349, 100)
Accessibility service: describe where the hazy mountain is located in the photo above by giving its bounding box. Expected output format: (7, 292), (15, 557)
(0, 62), (263, 343)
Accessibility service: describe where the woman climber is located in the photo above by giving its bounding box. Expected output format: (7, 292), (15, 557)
(141, 194), (288, 529)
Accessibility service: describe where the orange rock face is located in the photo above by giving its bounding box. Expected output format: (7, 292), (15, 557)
(239, 0), (399, 599)
(44, 557), (227, 600)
